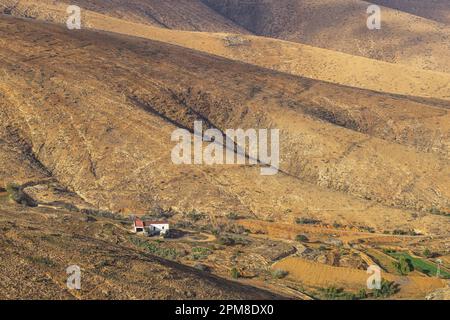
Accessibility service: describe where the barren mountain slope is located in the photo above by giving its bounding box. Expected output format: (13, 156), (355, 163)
(3, 1), (450, 101)
(370, 0), (450, 25)
(0, 203), (284, 299)
(0, 0), (248, 33)
(203, 0), (450, 73)
(0, 16), (449, 235)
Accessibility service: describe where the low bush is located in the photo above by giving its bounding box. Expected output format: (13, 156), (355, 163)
(272, 269), (289, 279)
(191, 247), (212, 260)
(186, 210), (206, 222)
(393, 256), (414, 275)
(295, 217), (321, 225)
(372, 279), (400, 298)
(295, 234), (309, 242)
(194, 263), (210, 272)
(226, 212), (240, 220)
(6, 183), (37, 207)
(230, 267), (240, 279)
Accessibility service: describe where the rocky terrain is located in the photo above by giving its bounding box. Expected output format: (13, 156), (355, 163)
(203, 0), (450, 73)
(0, 1), (448, 300)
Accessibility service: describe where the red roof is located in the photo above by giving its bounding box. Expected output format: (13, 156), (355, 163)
(134, 218), (144, 228)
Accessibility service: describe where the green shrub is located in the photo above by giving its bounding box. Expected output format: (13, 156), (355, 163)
(218, 235), (236, 246)
(6, 183), (36, 207)
(191, 247), (212, 260)
(428, 207), (449, 216)
(218, 234), (250, 246)
(373, 279), (400, 298)
(230, 267), (240, 279)
(129, 236), (179, 260)
(392, 229), (417, 236)
(295, 234), (309, 242)
(320, 286), (356, 300)
(423, 248), (434, 258)
(147, 205), (175, 219)
(26, 256), (55, 267)
(226, 212), (240, 220)
(393, 256), (414, 275)
(194, 263), (210, 272)
(357, 289), (368, 299)
(272, 269), (289, 279)
(296, 217), (321, 225)
(186, 210), (206, 222)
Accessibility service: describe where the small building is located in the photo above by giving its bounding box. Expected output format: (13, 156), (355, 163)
(133, 218), (169, 236)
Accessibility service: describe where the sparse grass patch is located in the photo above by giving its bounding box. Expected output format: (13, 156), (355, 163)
(318, 286), (357, 300)
(129, 236), (180, 260)
(26, 256), (56, 267)
(272, 269), (289, 279)
(185, 210), (206, 222)
(226, 212), (240, 220)
(218, 235), (249, 246)
(81, 208), (124, 221)
(191, 247), (212, 260)
(391, 229), (418, 236)
(295, 217), (320, 225)
(393, 256), (414, 275)
(230, 267), (241, 279)
(6, 183), (37, 207)
(428, 207), (449, 217)
(372, 279), (400, 298)
(146, 205), (176, 219)
(295, 234), (309, 242)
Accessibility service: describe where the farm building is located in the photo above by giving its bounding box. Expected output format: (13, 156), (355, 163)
(133, 218), (169, 236)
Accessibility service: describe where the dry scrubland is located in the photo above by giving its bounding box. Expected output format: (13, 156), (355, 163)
(4, 0), (450, 101)
(0, 0), (449, 300)
(204, 0), (450, 73)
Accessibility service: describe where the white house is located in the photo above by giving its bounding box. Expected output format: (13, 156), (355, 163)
(133, 218), (169, 236)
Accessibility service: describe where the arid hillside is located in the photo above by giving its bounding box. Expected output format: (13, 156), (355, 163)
(0, 200), (285, 299)
(0, 2), (449, 301)
(3, 0), (450, 102)
(203, 0), (450, 73)
(0, 0), (248, 33)
(0, 16), (449, 236)
(370, 0), (450, 25)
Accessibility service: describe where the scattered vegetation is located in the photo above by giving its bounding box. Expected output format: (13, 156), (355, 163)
(6, 183), (37, 207)
(332, 222), (343, 229)
(81, 208), (124, 221)
(191, 247), (212, 260)
(218, 235), (249, 246)
(393, 256), (414, 275)
(226, 212), (240, 220)
(372, 279), (400, 298)
(26, 256), (56, 267)
(388, 251), (450, 278)
(356, 289), (368, 299)
(391, 229), (418, 236)
(193, 263), (210, 272)
(422, 248), (435, 258)
(428, 207), (449, 217)
(230, 267), (241, 279)
(129, 236), (180, 260)
(185, 210), (206, 222)
(358, 225), (375, 233)
(295, 217), (321, 225)
(146, 205), (176, 219)
(318, 286), (358, 300)
(271, 269), (289, 279)
(223, 35), (250, 47)
(295, 234), (309, 242)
